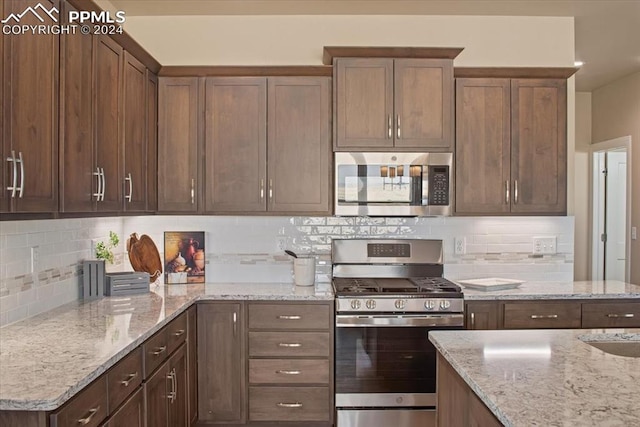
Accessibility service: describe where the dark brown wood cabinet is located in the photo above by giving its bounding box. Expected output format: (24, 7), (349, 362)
(455, 77), (567, 215)
(335, 58), (453, 151)
(581, 301), (640, 328)
(203, 76), (331, 215)
(465, 301), (500, 330)
(157, 77), (201, 212)
(146, 71), (159, 211)
(2, 0), (59, 213)
(106, 387), (144, 427)
(197, 302), (246, 424)
(187, 306), (198, 426)
(502, 301), (581, 329)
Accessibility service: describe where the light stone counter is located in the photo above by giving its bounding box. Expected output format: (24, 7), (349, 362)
(430, 328), (640, 426)
(461, 280), (640, 300)
(0, 282), (333, 411)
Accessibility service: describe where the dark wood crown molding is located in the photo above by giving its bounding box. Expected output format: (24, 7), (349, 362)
(158, 66), (333, 77)
(323, 46), (464, 65)
(454, 67), (580, 79)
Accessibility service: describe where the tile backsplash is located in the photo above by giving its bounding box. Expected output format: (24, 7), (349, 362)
(1, 215), (574, 326)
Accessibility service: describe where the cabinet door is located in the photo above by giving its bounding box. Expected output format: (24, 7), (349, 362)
(503, 301), (581, 329)
(197, 303), (246, 423)
(455, 78), (511, 214)
(268, 77), (331, 213)
(107, 387), (144, 427)
(335, 58), (393, 149)
(94, 35), (123, 212)
(511, 79), (567, 214)
(204, 77), (267, 213)
(59, 0), (95, 212)
(465, 301), (501, 330)
(122, 52), (147, 212)
(394, 59), (453, 149)
(146, 71), (158, 211)
(187, 306), (198, 425)
(2, 0), (59, 213)
(145, 360), (169, 427)
(158, 77), (200, 212)
(168, 344), (188, 427)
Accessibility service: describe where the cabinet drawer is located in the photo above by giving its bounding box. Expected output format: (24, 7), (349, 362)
(248, 303), (330, 330)
(249, 386), (330, 421)
(107, 347), (143, 412)
(503, 301), (581, 329)
(582, 302), (640, 328)
(143, 329), (169, 378)
(166, 311), (188, 355)
(105, 386), (144, 427)
(249, 359), (330, 384)
(51, 376), (108, 427)
(249, 332), (330, 357)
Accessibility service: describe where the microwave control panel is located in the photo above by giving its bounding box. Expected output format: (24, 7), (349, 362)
(428, 166), (450, 206)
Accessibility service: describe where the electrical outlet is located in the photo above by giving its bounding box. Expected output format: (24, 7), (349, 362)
(276, 237), (287, 251)
(30, 246), (39, 273)
(532, 236), (557, 255)
(454, 237), (466, 255)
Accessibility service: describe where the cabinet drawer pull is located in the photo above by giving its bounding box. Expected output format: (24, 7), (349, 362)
(396, 115), (401, 139)
(93, 167), (102, 200)
(16, 151), (24, 198)
(607, 313), (634, 318)
(190, 178), (195, 204)
(505, 180), (510, 204)
(172, 329), (186, 337)
(260, 179), (264, 200)
(278, 343), (301, 348)
(151, 345), (167, 355)
(100, 168), (106, 202)
(470, 312), (475, 329)
(387, 115), (392, 139)
(276, 370), (301, 375)
(77, 407), (100, 425)
(277, 315), (301, 320)
(530, 314), (558, 319)
(6, 151), (17, 198)
(125, 173), (133, 202)
(269, 179), (273, 199)
(120, 372), (138, 387)
(277, 402), (303, 408)
(514, 179), (519, 204)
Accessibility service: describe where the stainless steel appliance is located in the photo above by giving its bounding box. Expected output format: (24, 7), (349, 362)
(334, 152), (453, 217)
(332, 238), (464, 427)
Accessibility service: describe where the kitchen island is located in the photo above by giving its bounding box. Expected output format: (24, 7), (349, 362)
(429, 328), (640, 426)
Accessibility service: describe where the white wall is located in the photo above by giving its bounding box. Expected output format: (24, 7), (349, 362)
(574, 92), (592, 280)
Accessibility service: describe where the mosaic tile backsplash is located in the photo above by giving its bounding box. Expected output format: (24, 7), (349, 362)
(1, 215), (574, 326)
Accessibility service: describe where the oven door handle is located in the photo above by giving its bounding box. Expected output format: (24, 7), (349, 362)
(336, 314), (464, 328)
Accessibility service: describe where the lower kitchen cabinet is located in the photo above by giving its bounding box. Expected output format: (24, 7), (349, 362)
(465, 301), (500, 330)
(105, 387), (144, 427)
(145, 343), (188, 427)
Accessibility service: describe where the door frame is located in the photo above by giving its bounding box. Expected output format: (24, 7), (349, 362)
(590, 136), (632, 282)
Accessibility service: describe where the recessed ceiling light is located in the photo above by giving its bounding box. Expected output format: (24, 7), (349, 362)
(574, 61), (584, 67)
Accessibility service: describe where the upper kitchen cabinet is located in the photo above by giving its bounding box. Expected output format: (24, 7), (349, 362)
(334, 58), (454, 151)
(146, 71), (158, 212)
(204, 76), (331, 215)
(2, 0), (59, 213)
(455, 76), (568, 215)
(158, 77), (201, 213)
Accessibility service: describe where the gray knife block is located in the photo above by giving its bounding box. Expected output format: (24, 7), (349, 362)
(83, 260), (105, 299)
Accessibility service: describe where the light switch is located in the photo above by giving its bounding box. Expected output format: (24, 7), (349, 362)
(532, 236), (557, 255)
(632, 227), (637, 240)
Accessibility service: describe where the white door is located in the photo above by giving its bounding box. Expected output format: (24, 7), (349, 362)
(605, 151), (627, 280)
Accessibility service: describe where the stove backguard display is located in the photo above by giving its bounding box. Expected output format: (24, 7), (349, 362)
(367, 243), (410, 258)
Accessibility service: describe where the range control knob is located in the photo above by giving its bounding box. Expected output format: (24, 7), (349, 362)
(350, 299), (362, 310)
(439, 300), (451, 310)
(424, 300), (437, 310)
(365, 299), (377, 310)
(394, 299), (406, 310)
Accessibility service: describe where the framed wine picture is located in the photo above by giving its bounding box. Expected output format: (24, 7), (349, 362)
(164, 231), (205, 284)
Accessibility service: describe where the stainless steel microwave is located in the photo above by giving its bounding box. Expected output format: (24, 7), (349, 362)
(334, 152), (453, 216)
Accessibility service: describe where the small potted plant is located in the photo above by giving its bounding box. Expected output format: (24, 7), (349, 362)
(84, 231), (120, 299)
(95, 231), (120, 265)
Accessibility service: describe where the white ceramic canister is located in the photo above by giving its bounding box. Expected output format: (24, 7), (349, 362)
(293, 256), (316, 286)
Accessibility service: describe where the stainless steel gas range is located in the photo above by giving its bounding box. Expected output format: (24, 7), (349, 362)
(332, 238), (464, 427)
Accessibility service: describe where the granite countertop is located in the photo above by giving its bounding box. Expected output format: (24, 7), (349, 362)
(430, 328), (640, 426)
(460, 280), (640, 300)
(0, 282), (333, 411)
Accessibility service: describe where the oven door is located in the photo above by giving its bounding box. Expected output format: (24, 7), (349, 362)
(335, 314), (464, 426)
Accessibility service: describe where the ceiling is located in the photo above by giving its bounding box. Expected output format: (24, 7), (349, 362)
(108, 0), (640, 91)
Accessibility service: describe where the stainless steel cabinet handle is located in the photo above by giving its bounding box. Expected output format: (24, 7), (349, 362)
(6, 150), (17, 197)
(17, 152), (24, 198)
(172, 329), (186, 337)
(100, 168), (106, 201)
(125, 173), (132, 202)
(93, 167), (102, 201)
(190, 178), (195, 204)
(470, 312), (475, 329)
(166, 369), (176, 403)
(276, 370), (301, 375)
(120, 372), (138, 387)
(278, 343), (301, 348)
(277, 315), (301, 320)
(514, 179), (519, 204)
(607, 313), (634, 318)
(530, 314), (558, 319)
(260, 179), (264, 200)
(505, 180), (510, 204)
(277, 402), (302, 408)
(233, 312), (237, 337)
(269, 179), (273, 199)
(397, 115), (401, 139)
(388, 115), (392, 139)
(77, 407), (100, 425)
(172, 369), (178, 402)
(151, 345), (167, 355)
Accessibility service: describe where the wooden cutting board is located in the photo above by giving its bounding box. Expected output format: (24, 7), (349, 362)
(127, 233), (162, 282)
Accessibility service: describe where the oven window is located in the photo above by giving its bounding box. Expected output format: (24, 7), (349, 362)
(337, 165), (423, 205)
(335, 326), (452, 394)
